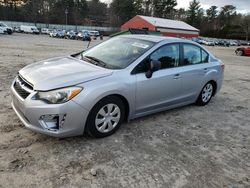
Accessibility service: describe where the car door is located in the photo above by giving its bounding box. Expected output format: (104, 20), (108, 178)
(134, 43), (183, 115)
(245, 47), (250, 55)
(179, 43), (210, 101)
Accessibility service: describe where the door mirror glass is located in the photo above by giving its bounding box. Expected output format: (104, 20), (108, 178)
(150, 60), (161, 72)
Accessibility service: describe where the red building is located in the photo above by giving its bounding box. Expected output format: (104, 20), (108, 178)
(121, 15), (199, 38)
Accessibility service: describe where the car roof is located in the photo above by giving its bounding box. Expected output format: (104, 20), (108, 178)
(119, 34), (191, 44)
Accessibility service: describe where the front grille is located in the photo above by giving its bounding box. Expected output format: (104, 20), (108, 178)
(13, 76), (33, 99)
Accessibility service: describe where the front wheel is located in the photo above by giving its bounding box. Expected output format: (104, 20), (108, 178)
(85, 96), (125, 138)
(196, 82), (214, 106)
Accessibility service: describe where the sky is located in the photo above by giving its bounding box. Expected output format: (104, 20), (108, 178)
(176, 0), (250, 14)
(100, 0), (250, 14)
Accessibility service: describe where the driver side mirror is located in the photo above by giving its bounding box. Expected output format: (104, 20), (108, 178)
(145, 60), (161, 79)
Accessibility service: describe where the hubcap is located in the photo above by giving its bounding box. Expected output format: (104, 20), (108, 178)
(95, 104), (121, 133)
(238, 51), (243, 56)
(202, 83), (213, 103)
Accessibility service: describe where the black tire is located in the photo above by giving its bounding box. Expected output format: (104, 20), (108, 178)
(196, 82), (214, 106)
(85, 96), (125, 138)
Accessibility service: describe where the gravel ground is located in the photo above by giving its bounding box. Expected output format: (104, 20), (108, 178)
(0, 33), (250, 188)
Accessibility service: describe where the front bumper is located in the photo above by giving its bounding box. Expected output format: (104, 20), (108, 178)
(11, 84), (89, 138)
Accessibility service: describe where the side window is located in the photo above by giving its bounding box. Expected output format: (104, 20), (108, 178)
(201, 49), (209, 63)
(150, 44), (180, 69)
(183, 44), (201, 65)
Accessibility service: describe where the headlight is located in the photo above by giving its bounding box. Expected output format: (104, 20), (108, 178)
(36, 87), (82, 104)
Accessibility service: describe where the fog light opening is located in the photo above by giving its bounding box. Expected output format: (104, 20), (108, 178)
(39, 114), (60, 131)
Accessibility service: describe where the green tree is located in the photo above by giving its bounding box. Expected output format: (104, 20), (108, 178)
(241, 15), (250, 41)
(152, 0), (177, 18)
(206, 6), (217, 22)
(110, 0), (137, 26)
(48, 0), (88, 25)
(175, 8), (187, 21)
(219, 5), (236, 26)
(143, 0), (153, 16)
(186, 0), (203, 28)
(87, 0), (107, 26)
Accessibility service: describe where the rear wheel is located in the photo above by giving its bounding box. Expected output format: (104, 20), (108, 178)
(236, 50), (244, 56)
(86, 96), (125, 138)
(196, 82), (214, 106)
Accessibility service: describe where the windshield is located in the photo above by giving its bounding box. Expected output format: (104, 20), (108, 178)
(81, 37), (155, 69)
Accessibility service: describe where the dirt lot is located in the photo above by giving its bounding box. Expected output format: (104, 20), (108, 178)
(0, 33), (250, 188)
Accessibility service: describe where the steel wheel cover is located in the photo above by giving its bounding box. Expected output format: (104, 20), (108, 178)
(95, 103), (121, 133)
(202, 83), (213, 103)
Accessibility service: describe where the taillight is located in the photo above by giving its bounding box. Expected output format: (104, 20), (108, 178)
(221, 64), (225, 71)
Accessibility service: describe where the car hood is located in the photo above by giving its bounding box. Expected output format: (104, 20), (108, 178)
(19, 56), (113, 91)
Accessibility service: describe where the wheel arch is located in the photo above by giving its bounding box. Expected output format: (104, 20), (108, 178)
(88, 93), (130, 121)
(208, 80), (217, 96)
(106, 94), (130, 121)
(236, 48), (245, 55)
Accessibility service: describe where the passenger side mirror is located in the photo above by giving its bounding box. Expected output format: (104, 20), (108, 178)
(145, 60), (161, 79)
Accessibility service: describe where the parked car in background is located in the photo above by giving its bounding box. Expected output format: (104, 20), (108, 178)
(0, 27), (4, 34)
(77, 30), (91, 41)
(20, 25), (39, 34)
(41, 28), (51, 34)
(41, 28), (47, 34)
(0, 22), (13, 34)
(82, 33), (91, 41)
(89, 30), (100, 37)
(238, 40), (249, 46)
(56, 30), (66, 38)
(65, 30), (77, 39)
(14, 27), (22, 33)
(11, 35), (224, 138)
(191, 37), (203, 44)
(229, 40), (238, 46)
(235, 47), (250, 56)
(49, 30), (57, 37)
(88, 30), (100, 40)
(204, 40), (215, 46)
(76, 30), (87, 39)
(218, 40), (230, 47)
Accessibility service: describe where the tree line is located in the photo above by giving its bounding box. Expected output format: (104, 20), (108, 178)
(0, 0), (249, 40)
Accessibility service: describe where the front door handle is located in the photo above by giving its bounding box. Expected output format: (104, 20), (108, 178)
(173, 74), (181, 79)
(204, 68), (208, 72)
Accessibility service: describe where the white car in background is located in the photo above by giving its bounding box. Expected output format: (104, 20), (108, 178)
(41, 28), (52, 34)
(0, 27), (4, 34)
(20, 25), (39, 34)
(88, 30), (100, 37)
(49, 30), (57, 37)
(0, 22), (13, 34)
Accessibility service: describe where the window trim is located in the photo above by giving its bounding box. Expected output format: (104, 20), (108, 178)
(201, 49), (209, 63)
(131, 42), (181, 75)
(131, 42), (210, 75)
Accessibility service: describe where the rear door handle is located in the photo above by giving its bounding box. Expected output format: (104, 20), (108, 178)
(173, 74), (181, 79)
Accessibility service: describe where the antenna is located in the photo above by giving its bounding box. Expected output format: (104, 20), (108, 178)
(87, 39), (91, 49)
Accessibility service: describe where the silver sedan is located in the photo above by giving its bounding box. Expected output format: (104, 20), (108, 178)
(11, 35), (224, 138)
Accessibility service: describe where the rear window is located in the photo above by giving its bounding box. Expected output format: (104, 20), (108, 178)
(183, 44), (209, 65)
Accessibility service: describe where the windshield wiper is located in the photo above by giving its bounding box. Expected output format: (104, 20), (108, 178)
(84, 55), (107, 67)
(81, 53), (90, 62)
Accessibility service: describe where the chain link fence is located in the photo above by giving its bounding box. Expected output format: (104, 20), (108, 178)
(0, 20), (120, 34)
